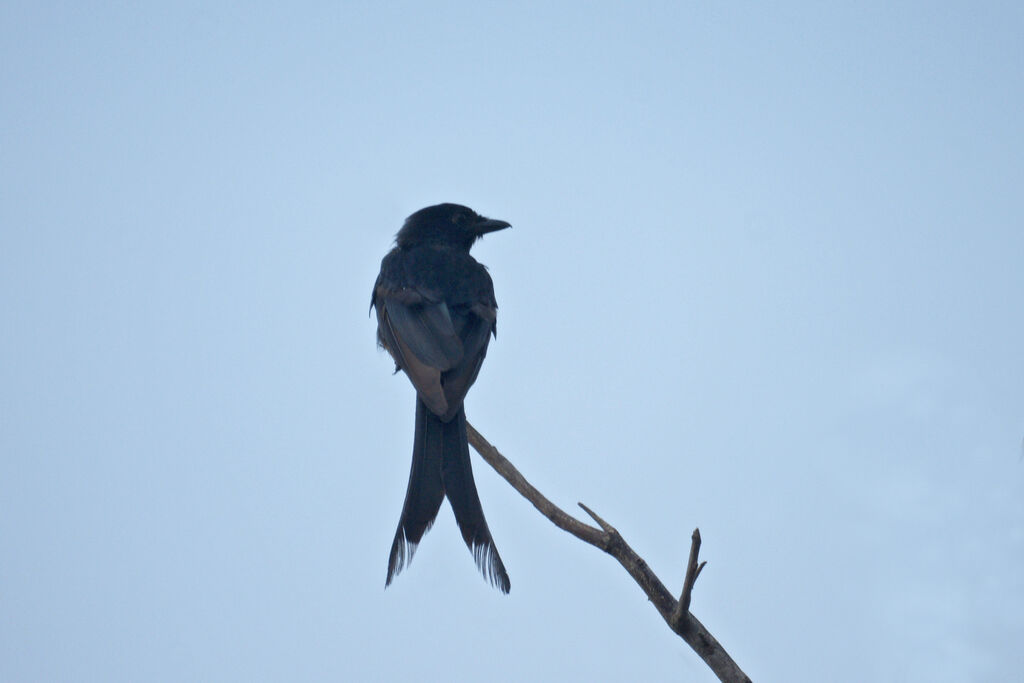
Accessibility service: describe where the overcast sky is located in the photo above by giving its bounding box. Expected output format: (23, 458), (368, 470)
(2, 2), (1022, 681)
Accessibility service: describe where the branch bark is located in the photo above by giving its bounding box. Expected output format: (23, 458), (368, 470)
(466, 421), (751, 683)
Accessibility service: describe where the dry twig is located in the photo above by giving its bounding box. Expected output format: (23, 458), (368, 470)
(466, 421), (751, 683)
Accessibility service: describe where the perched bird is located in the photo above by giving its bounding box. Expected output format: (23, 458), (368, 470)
(372, 203), (511, 593)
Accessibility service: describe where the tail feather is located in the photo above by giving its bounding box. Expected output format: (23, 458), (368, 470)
(385, 400), (510, 593)
(442, 407), (511, 593)
(386, 398), (445, 586)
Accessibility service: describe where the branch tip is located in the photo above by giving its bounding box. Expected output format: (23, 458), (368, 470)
(577, 502), (614, 534)
(677, 526), (705, 618)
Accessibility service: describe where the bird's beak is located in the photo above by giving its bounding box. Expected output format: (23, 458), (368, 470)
(475, 217), (512, 235)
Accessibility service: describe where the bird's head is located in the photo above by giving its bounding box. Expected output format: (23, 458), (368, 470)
(396, 203), (511, 251)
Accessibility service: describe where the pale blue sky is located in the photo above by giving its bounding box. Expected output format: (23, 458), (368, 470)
(2, 2), (1022, 681)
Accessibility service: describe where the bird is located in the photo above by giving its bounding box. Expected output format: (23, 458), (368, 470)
(372, 202), (512, 593)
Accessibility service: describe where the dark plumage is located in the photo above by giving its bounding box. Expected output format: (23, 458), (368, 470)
(372, 203), (511, 593)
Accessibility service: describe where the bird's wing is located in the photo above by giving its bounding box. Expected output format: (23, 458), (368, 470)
(381, 289), (463, 371)
(374, 283), (464, 417)
(372, 247), (498, 421)
(437, 301), (495, 421)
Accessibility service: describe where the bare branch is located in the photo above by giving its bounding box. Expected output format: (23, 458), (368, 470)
(465, 422), (604, 546)
(673, 529), (708, 626)
(466, 421), (752, 683)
